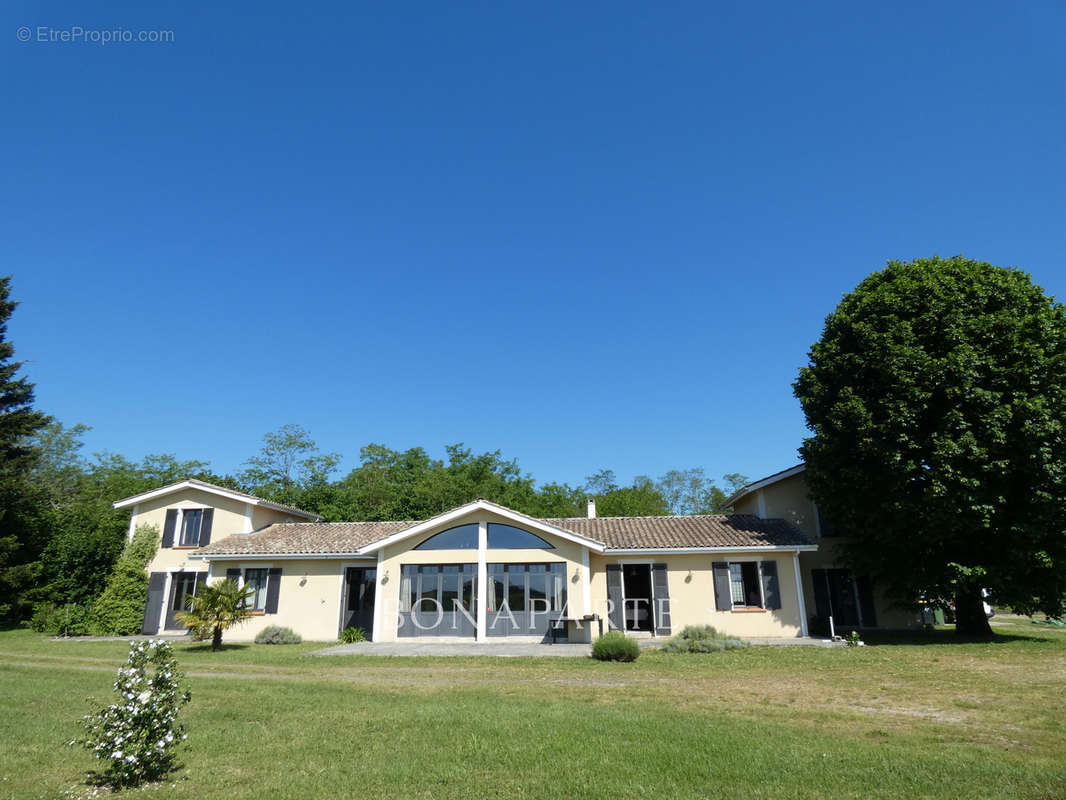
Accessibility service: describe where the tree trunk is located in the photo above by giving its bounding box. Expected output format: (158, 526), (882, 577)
(212, 625), (223, 651)
(954, 587), (993, 637)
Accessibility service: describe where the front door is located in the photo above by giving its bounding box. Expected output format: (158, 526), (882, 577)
(622, 564), (654, 632)
(164, 571), (202, 631)
(342, 567), (377, 639)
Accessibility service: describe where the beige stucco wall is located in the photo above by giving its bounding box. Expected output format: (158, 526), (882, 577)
(132, 488), (303, 576)
(203, 558), (354, 642)
(734, 473), (819, 539)
(128, 487), (317, 634)
(588, 552), (805, 638)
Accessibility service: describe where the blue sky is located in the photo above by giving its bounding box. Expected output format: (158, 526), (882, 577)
(4, 1), (1065, 489)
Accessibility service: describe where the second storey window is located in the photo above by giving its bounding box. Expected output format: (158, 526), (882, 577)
(162, 508), (214, 548)
(244, 568), (269, 611)
(179, 509), (203, 546)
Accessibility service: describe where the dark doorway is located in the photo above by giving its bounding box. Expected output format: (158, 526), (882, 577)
(812, 568), (862, 628)
(622, 564), (653, 632)
(164, 571), (203, 631)
(343, 567), (377, 638)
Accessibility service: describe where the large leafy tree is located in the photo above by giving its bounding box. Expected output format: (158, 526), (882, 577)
(794, 256), (1066, 636)
(239, 424), (340, 499)
(0, 276), (50, 623)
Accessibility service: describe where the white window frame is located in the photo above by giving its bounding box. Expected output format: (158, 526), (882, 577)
(243, 567), (270, 611)
(177, 507), (206, 547)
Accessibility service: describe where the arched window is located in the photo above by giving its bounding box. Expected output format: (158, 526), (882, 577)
(487, 523), (554, 549)
(414, 523), (479, 550)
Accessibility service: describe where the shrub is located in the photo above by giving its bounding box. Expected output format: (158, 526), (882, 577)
(591, 630), (641, 662)
(90, 525), (160, 636)
(255, 625), (302, 645)
(29, 602), (92, 636)
(660, 625), (749, 654)
(74, 639), (191, 788)
(339, 626), (367, 643)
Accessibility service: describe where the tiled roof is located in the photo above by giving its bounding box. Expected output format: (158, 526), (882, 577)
(543, 515), (812, 550)
(196, 521), (415, 555)
(181, 479), (322, 520)
(195, 513), (812, 557)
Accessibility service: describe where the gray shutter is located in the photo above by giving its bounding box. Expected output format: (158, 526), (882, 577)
(712, 562), (732, 611)
(606, 564), (624, 631)
(198, 509), (214, 546)
(141, 572), (166, 634)
(760, 561), (781, 610)
(265, 567), (282, 613)
(651, 563), (671, 635)
(225, 567), (241, 584)
(193, 572), (208, 597)
(161, 509), (178, 548)
(856, 575), (877, 628)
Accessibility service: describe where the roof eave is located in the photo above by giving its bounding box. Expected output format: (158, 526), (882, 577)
(605, 544), (818, 555)
(723, 464), (807, 507)
(111, 479), (322, 521)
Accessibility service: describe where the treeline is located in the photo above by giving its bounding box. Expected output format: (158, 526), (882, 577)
(0, 275), (746, 629)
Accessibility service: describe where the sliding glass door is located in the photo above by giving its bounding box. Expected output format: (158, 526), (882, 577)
(398, 564), (477, 637)
(486, 562), (566, 639)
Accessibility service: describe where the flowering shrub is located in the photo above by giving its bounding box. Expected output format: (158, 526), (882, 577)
(74, 640), (191, 787)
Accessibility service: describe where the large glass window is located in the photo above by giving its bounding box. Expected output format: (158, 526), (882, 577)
(489, 564), (505, 610)
(179, 509), (203, 546)
(441, 565), (460, 612)
(528, 564), (547, 611)
(549, 563), (565, 612)
(400, 564), (417, 613)
(244, 568), (269, 611)
(400, 564), (477, 615)
(414, 524), (479, 550)
(419, 566), (439, 610)
(507, 564), (526, 611)
(487, 524), (554, 550)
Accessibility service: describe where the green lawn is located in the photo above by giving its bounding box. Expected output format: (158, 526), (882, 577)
(1, 618), (1064, 799)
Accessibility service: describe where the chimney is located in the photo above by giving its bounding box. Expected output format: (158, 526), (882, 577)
(587, 499), (597, 519)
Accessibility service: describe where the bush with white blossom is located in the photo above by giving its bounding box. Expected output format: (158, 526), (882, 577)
(74, 639), (191, 787)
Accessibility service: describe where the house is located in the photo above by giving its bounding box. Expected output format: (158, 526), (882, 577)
(114, 480), (820, 642)
(726, 465), (919, 631)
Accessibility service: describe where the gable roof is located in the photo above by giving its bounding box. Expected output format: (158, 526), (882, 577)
(724, 463), (806, 507)
(193, 509), (815, 559)
(112, 479), (323, 521)
(355, 499), (607, 555)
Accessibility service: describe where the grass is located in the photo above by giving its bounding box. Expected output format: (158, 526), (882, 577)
(1, 616), (1064, 799)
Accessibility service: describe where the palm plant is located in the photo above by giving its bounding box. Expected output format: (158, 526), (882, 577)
(176, 579), (254, 651)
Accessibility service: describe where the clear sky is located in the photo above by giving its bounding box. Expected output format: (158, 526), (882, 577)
(4, 1), (1065, 489)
